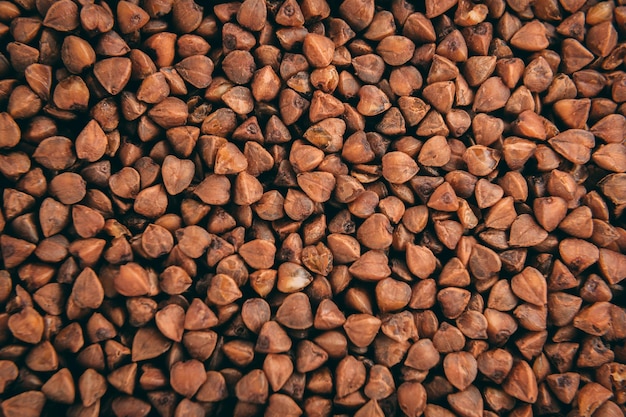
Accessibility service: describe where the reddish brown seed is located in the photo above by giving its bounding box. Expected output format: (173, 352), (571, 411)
(382, 152), (419, 184)
(377, 36), (415, 66)
(93, 57), (132, 95)
(1, 391), (46, 417)
(510, 20), (549, 51)
(406, 243), (437, 279)
(49, 173), (87, 205)
(343, 313), (382, 348)
(170, 360), (206, 398)
(53, 75), (90, 111)
(357, 85), (391, 116)
(61, 35), (96, 74)
(303, 33), (335, 68)
(114, 263), (150, 297)
(8, 307), (44, 344)
(148, 97), (189, 129)
(444, 351), (478, 391)
(206, 274), (242, 306)
(577, 382), (613, 416)
(235, 369), (269, 404)
(503, 360), (538, 403)
(162, 155), (194, 196)
(116, 1), (150, 34)
(42, 368), (75, 404)
(175, 55), (214, 88)
(71, 267), (104, 309)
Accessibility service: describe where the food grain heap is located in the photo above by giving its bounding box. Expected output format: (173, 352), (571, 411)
(0, 0), (625, 416)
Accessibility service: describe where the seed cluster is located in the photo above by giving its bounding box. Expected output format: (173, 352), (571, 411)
(0, 0), (625, 416)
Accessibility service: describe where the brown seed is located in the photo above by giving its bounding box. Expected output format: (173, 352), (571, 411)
(0, 360), (18, 394)
(48, 172), (86, 205)
(78, 368), (107, 407)
(251, 66), (281, 102)
(573, 301), (612, 336)
(136, 73), (169, 104)
(510, 20), (549, 51)
(559, 238), (599, 275)
(548, 129), (595, 165)
(303, 117), (345, 153)
(473, 77), (511, 112)
(438, 287), (471, 319)
(296, 340), (328, 373)
(357, 85), (391, 116)
(175, 55), (214, 88)
(477, 349), (513, 384)
(8, 306), (43, 344)
(502, 360), (538, 403)
(1, 391), (46, 417)
(42, 368), (75, 404)
(523, 56), (554, 93)
(586, 21), (618, 57)
(148, 97), (188, 129)
(343, 313), (382, 348)
(511, 267), (547, 306)
(262, 356), (293, 396)
(335, 355), (366, 398)
(236, 369), (269, 404)
(164, 0), (198, 32)
(275, 292), (313, 330)
(428, 182), (460, 212)
(351, 54), (384, 85)
(339, 0), (374, 31)
(184, 298), (218, 331)
(444, 351), (478, 391)
(114, 262), (150, 297)
(170, 360), (206, 398)
(356, 213), (393, 250)
(43, 0), (79, 31)
(381, 151), (419, 184)
(155, 304), (185, 343)
(239, 239), (276, 270)
(61, 35), (96, 74)
(53, 75), (90, 111)
(363, 365), (395, 400)
(158, 266), (191, 295)
(0, 112), (20, 149)
(577, 382), (614, 416)
(195, 371), (228, 403)
(233, 171), (263, 206)
(71, 268), (104, 310)
(464, 145), (501, 177)
(377, 36), (415, 66)
(255, 320), (292, 354)
(296, 171), (336, 203)
(93, 57), (131, 95)
(75, 120), (108, 162)
(375, 278), (411, 313)
(161, 155), (194, 196)
(206, 274), (242, 306)
(406, 243), (437, 279)
(24, 63), (52, 101)
(116, 1), (150, 34)
(418, 135), (451, 167)
(134, 184), (168, 219)
(303, 33), (335, 68)
(396, 381), (427, 416)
